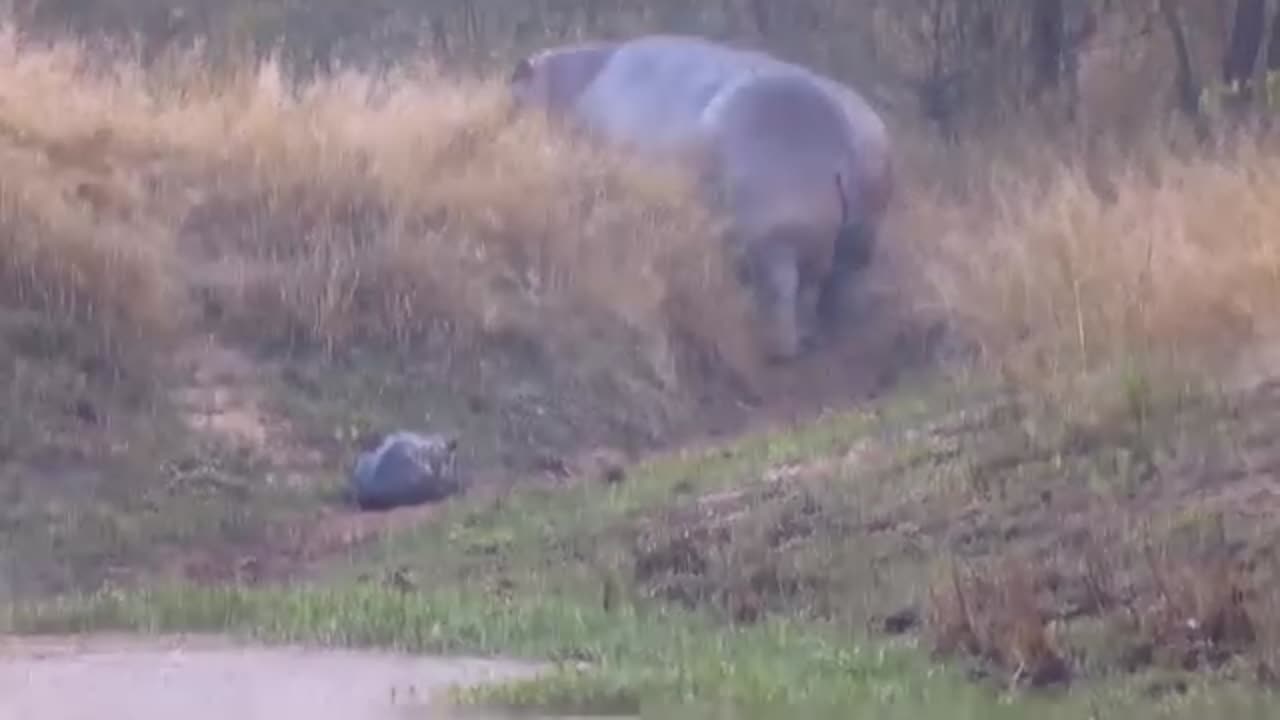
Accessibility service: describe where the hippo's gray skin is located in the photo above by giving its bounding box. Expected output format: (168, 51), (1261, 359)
(509, 34), (893, 361)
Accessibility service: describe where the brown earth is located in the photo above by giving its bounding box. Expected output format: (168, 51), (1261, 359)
(152, 255), (934, 589)
(616, 370), (1280, 690)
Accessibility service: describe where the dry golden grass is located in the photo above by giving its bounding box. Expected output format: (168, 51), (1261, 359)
(6, 15), (1280, 412)
(0, 24), (758, 388)
(926, 559), (1071, 689)
(180, 61), (756, 377)
(892, 128), (1280, 416)
(0, 70), (176, 368)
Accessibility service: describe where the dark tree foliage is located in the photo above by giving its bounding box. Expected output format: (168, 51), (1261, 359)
(7, 0), (1275, 137)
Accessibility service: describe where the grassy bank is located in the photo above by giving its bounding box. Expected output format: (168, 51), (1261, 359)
(6, 378), (1280, 716)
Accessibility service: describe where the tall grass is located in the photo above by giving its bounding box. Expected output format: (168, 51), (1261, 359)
(0, 29), (176, 367)
(0, 24), (757, 388)
(5, 17), (1280, 412)
(892, 128), (1280, 418)
(0, 138), (175, 363)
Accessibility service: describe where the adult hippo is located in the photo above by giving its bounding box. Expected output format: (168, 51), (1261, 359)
(509, 34), (894, 361)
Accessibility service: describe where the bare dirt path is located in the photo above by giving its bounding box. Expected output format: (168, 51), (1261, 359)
(172, 330), (329, 491)
(0, 634), (565, 720)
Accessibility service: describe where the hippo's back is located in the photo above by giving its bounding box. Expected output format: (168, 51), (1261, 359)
(569, 35), (885, 164)
(569, 35), (794, 153)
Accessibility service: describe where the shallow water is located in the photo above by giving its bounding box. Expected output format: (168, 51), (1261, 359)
(0, 634), (565, 720)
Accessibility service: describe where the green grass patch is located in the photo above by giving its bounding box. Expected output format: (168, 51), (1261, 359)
(4, 583), (1277, 719)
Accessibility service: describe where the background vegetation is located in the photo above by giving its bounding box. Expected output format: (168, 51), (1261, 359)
(4, 0), (1280, 715)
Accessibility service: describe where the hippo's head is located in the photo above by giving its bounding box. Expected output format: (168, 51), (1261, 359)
(507, 43), (618, 116)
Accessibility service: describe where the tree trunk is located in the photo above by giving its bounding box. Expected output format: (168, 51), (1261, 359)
(1251, 0), (1278, 109)
(752, 0), (770, 33)
(1224, 0), (1267, 90)
(1268, 5), (1280, 70)
(1160, 0), (1210, 139)
(1222, 0), (1280, 108)
(1031, 0), (1066, 93)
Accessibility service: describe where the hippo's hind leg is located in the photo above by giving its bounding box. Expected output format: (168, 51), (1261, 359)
(817, 220), (877, 332)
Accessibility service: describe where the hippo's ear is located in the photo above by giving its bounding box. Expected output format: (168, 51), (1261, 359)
(509, 57), (534, 86)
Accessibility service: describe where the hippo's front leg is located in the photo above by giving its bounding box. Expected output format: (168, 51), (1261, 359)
(797, 281), (822, 353)
(756, 243), (802, 363)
